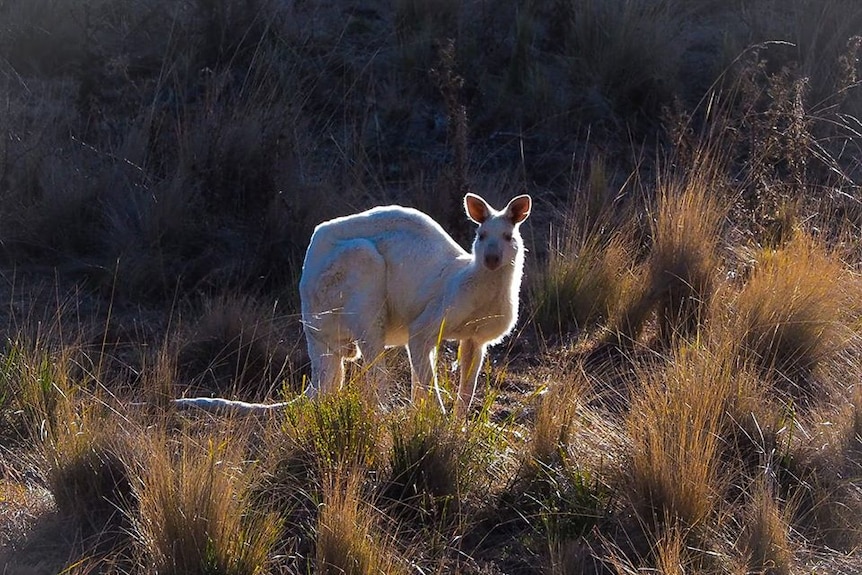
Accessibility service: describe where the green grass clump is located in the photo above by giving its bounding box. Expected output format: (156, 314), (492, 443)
(383, 399), (469, 519)
(282, 385), (382, 474)
(532, 217), (634, 337)
(0, 339), (69, 438)
(0, 337), (135, 530)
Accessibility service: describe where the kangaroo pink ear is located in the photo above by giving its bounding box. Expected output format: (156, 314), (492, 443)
(464, 193), (492, 224)
(507, 195), (531, 224)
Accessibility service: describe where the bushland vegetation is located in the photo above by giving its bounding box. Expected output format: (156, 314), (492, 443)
(2, 0), (862, 573)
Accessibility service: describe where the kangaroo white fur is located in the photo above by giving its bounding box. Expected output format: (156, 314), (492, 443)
(299, 193), (532, 414)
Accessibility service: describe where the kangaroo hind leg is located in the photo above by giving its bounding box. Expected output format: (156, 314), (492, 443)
(305, 333), (345, 397)
(339, 240), (388, 403)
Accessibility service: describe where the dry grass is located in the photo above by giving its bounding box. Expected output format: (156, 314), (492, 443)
(129, 428), (280, 575)
(41, 400), (134, 531)
(316, 471), (407, 575)
(613, 147), (727, 346)
(603, 519), (703, 575)
(531, 157), (637, 336)
(3, 0), (862, 574)
(739, 477), (796, 575)
(529, 376), (585, 468)
(626, 343), (734, 530)
(176, 294), (296, 398)
(729, 234), (853, 394)
(553, 0), (690, 124)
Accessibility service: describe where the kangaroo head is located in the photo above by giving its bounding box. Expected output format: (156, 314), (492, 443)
(464, 193), (532, 271)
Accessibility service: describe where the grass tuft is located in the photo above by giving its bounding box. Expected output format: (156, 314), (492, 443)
(383, 399), (465, 519)
(282, 385), (381, 474)
(531, 158), (636, 337)
(316, 471), (407, 575)
(529, 378), (584, 468)
(0, 337), (75, 439)
(617, 149), (726, 345)
(740, 477), (795, 575)
(730, 233), (851, 394)
(626, 343), (732, 530)
(42, 398), (135, 531)
(177, 294), (294, 399)
(130, 429), (280, 575)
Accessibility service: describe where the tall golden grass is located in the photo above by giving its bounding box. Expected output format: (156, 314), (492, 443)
(316, 471), (407, 575)
(129, 430), (280, 575)
(626, 344), (732, 530)
(2, 0), (862, 574)
(729, 234), (852, 391)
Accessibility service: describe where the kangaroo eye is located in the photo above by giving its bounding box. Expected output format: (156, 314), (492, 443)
(478, 231), (487, 241)
(504, 233), (513, 242)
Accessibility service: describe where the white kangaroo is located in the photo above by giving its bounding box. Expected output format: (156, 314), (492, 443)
(299, 193), (532, 414)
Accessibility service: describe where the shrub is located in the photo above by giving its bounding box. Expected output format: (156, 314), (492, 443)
(736, 0), (862, 115)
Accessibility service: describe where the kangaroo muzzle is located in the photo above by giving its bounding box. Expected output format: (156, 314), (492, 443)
(484, 249), (502, 270)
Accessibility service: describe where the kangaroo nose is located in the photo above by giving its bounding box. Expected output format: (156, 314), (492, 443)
(485, 253), (501, 270)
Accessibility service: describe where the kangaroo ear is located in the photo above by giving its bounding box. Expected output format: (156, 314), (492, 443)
(506, 195), (532, 224)
(464, 193), (492, 224)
